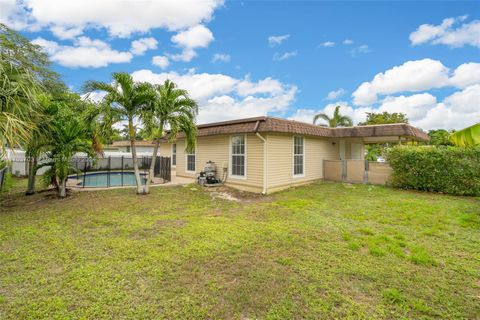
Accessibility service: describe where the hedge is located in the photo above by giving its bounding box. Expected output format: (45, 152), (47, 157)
(387, 146), (480, 196)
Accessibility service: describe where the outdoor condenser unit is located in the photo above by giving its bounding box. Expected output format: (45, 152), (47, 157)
(198, 160), (223, 186)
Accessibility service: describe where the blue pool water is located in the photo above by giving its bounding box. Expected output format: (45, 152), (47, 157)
(70, 172), (147, 187)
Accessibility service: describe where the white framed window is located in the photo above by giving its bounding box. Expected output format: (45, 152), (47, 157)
(186, 147), (196, 173)
(293, 136), (304, 177)
(172, 143), (177, 167)
(230, 135), (246, 179)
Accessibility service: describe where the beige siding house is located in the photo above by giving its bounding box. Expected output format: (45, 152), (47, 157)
(160, 117), (428, 194)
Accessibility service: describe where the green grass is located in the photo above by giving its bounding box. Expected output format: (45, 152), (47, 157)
(1, 179), (479, 319)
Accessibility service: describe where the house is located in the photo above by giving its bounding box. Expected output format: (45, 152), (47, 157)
(159, 116), (428, 194)
(105, 140), (159, 155)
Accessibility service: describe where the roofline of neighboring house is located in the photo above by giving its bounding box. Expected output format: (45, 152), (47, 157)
(170, 116), (429, 142)
(109, 140), (156, 147)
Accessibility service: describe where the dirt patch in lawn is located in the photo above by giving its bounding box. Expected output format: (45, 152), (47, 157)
(204, 186), (275, 204)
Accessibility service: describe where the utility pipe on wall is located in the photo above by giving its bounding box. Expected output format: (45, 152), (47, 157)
(255, 132), (267, 195)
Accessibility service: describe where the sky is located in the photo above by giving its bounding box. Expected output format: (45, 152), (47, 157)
(1, 0), (479, 130)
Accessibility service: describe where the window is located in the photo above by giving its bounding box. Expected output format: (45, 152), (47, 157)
(186, 147), (195, 172)
(126, 146), (130, 153)
(230, 135), (246, 177)
(293, 136), (304, 176)
(172, 144), (177, 166)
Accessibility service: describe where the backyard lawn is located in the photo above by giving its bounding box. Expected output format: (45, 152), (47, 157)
(0, 179), (479, 319)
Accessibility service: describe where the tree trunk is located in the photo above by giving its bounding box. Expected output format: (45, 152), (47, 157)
(144, 139), (160, 194)
(25, 156), (37, 195)
(129, 119), (144, 194)
(59, 177), (67, 198)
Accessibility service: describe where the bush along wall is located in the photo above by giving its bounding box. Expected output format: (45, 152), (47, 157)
(387, 146), (480, 196)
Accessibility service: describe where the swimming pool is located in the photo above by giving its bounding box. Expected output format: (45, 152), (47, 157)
(70, 172), (147, 188)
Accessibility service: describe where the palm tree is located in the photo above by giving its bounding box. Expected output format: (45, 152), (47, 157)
(0, 59), (38, 154)
(41, 118), (94, 197)
(142, 80), (198, 194)
(83, 72), (155, 194)
(313, 105), (353, 127)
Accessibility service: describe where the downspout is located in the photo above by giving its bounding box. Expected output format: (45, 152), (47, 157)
(254, 120), (268, 195)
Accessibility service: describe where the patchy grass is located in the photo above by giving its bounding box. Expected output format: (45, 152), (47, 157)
(0, 179), (479, 319)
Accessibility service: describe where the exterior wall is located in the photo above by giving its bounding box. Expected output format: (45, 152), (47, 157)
(266, 134), (339, 193)
(172, 134), (265, 193)
(159, 142), (172, 157)
(342, 139), (365, 160)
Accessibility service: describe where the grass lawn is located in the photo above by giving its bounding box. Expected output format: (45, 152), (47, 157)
(1, 179), (479, 319)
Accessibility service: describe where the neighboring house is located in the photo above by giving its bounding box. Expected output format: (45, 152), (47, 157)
(159, 116), (428, 194)
(105, 140), (159, 155)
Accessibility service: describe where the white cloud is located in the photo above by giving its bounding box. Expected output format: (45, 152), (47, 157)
(152, 56), (169, 69)
(211, 53), (231, 63)
(326, 88), (346, 100)
(273, 51), (297, 61)
(81, 91), (107, 103)
(319, 41), (335, 47)
(414, 89), (480, 131)
(31, 37), (59, 55)
(131, 69), (297, 124)
(352, 59), (450, 105)
(351, 57), (480, 128)
(169, 24), (214, 62)
(350, 44), (371, 57)
(2, 0), (224, 38)
(443, 84), (480, 113)
(130, 37), (158, 55)
(410, 16), (480, 48)
(343, 39), (354, 45)
(32, 36), (133, 68)
(168, 49), (197, 62)
(50, 26), (83, 40)
(449, 62), (480, 88)
(378, 93), (437, 121)
(171, 24), (213, 49)
(268, 34), (290, 46)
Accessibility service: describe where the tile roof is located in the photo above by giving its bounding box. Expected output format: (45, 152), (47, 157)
(177, 116), (429, 141)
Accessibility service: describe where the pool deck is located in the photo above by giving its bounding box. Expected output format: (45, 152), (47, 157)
(68, 171), (195, 191)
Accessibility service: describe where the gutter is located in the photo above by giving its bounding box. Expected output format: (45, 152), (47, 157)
(254, 120), (268, 195)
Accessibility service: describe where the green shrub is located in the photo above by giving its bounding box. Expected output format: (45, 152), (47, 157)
(387, 146), (480, 196)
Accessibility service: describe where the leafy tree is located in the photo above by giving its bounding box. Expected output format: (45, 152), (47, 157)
(449, 123), (480, 147)
(0, 23), (61, 154)
(428, 129), (454, 146)
(24, 91), (96, 195)
(142, 80), (198, 194)
(83, 72), (155, 194)
(313, 105), (353, 127)
(40, 107), (95, 198)
(358, 112), (408, 126)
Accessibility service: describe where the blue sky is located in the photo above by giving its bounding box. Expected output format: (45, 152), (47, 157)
(2, 0), (479, 129)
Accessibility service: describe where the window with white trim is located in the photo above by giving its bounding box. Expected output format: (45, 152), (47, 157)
(231, 135), (245, 177)
(172, 143), (177, 166)
(186, 147), (195, 172)
(293, 136), (304, 176)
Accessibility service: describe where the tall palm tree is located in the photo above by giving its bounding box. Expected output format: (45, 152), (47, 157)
(0, 60), (38, 154)
(142, 80), (198, 194)
(313, 105), (353, 127)
(83, 72), (155, 194)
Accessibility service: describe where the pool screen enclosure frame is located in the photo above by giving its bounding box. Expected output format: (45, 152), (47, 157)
(72, 155), (171, 188)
